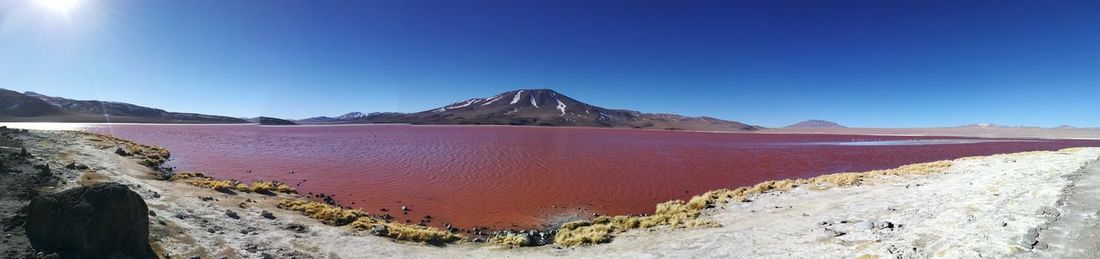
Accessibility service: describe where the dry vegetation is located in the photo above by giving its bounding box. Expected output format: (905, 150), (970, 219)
(278, 199), (461, 244)
(488, 233), (530, 248)
(553, 160), (954, 246)
(73, 131), (171, 167)
(277, 199), (364, 225)
(169, 172), (297, 195)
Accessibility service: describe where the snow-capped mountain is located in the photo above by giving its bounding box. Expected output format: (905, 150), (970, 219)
(306, 89), (762, 131)
(335, 112), (368, 120)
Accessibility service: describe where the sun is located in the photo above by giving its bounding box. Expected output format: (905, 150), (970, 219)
(36, 0), (82, 14)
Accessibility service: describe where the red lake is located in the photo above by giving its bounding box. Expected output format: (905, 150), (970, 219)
(74, 124), (1100, 230)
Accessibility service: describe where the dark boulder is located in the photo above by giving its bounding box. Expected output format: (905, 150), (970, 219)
(24, 182), (155, 259)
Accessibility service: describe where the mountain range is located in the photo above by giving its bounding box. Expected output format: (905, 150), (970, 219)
(0, 89), (247, 123)
(298, 89), (762, 131)
(9, 88), (1084, 132)
(784, 120), (846, 128)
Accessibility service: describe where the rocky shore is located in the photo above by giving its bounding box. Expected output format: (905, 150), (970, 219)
(0, 128), (1097, 258)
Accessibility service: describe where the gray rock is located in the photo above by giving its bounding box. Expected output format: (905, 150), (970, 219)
(260, 210), (276, 220)
(370, 225), (388, 236)
(1020, 228), (1040, 249)
(284, 223), (308, 233)
(225, 210), (240, 219)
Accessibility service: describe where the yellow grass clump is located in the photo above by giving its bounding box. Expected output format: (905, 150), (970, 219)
(280, 199), (461, 244)
(187, 178), (238, 192)
(488, 233), (530, 248)
(168, 172), (206, 181)
(553, 160), (954, 246)
(355, 220), (461, 244)
(249, 181), (298, 194)
(553, 223), (612, 246)
(170, 172), (297, 195)
(277, 199), (364, 226)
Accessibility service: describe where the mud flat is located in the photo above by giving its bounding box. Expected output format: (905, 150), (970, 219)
(3, 129), (1099, 258)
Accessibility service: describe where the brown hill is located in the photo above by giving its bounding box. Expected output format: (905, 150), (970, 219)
(0, 89), (247, 123)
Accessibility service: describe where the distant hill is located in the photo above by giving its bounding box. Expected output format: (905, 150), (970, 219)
(0, 89), (64, 118)
(957, 123), (1045, 129)
(258, 117), (297, 125)
(785, 120), (846, 128)
(301, 89), (761, 131)
(0, 89), (248, 123)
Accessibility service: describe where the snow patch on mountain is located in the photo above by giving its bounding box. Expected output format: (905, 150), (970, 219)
(556, 99), (566, 116)
(510, 90), (524, 104)
(481, 95), (504, 106)
(336, 112), (368, 120)
(447, 99), (479, 109)
(530, 97), (539, 108)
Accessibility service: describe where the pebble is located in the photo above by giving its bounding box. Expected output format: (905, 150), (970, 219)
(225, 210), (240, 219)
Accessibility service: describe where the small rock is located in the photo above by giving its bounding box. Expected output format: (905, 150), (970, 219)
(1020, 228), (1040, 249)
(370, 225), (388, 236)
(284, 223), (307, 233)
(260, 210), (276, 220)
(225, 210), (240, 220)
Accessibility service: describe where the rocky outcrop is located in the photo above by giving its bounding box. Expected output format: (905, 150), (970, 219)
(23, 182), (155, 259)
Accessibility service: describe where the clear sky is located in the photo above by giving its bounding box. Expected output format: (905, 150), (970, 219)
(1, 0), (1098, 127)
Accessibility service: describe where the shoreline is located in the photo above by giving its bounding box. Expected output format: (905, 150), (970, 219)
(4, 129), (1100, 258)
(7, 121), (1100, 140)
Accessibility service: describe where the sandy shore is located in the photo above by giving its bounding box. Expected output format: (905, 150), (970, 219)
(5, 129), (1100, 258)
(765, 127), (1100, 140)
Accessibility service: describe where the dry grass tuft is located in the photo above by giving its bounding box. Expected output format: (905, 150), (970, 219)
(280, 199), (461, 244)
(553, 160), (954, 246)
(249, 181), (298, 194)
(377, 222), (461, 244)
(553, 224), (612, 246)
(74, 131), (171, 168)
(187, 178), (238, 192)
(488, 234), (530, 248)
(169, 172), (297, 194)
(168, 172), (206, 181)
(277, 199), (364, 226)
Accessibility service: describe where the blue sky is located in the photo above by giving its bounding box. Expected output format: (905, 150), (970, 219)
(1, 0), (1098, 127)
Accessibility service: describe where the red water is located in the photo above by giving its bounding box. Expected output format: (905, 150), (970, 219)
(79, 124), (1100, 230)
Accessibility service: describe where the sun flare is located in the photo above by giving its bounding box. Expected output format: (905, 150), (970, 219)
(35, 0), (81, 14)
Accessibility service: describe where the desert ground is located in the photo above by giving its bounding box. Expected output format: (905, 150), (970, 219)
(766, 127), (1100, 140)
(2, 128), (1099, 258)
